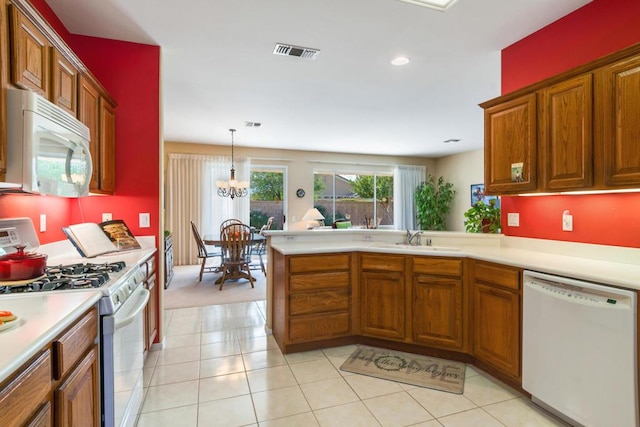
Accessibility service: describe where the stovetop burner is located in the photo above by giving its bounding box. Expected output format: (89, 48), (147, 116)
(0, 261), (126, 294)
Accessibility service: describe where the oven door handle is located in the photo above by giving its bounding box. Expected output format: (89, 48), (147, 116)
(114, 287), (150, 330)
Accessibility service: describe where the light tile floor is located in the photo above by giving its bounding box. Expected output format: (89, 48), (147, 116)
(137, 301), (568, 427)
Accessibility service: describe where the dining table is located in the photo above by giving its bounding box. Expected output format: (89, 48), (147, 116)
(203, 233), (265, 246)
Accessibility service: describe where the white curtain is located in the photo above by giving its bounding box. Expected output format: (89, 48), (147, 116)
(393, 165), (426, 230)
(167, 153), (251, 265)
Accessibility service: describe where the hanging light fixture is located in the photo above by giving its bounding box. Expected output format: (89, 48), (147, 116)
(216, 128), (249, 199)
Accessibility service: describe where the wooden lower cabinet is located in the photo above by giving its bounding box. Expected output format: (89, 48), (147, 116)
(143, 253), (159, 351)
(360, 270), (405, 340)
(272, 252), (353, 351)
(412, 257), (464, 351)
(0, 306), (100, 427)
(55, 346), (99, 427)
(472, 261), (522, 380)
(413, 275), (463, 350)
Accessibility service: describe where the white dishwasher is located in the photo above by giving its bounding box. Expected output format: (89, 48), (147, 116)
(523, 270), (638, 427)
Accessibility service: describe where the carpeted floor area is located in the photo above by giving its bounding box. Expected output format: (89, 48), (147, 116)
(164, 264), (266, 309)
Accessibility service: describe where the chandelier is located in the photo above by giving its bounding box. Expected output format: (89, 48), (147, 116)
(216, 129), (249, 199)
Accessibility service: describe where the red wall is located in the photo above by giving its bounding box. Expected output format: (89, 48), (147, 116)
(499, 0), (640, 248)
(0, 0), (160, 245)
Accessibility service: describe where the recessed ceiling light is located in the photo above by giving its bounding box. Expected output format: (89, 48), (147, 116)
(394, 0), (459, 11)
(443, 138), (461, 143)
(391, 56), (411, 66)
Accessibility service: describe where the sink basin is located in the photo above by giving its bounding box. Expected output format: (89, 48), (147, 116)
(372, 243), (461, 252)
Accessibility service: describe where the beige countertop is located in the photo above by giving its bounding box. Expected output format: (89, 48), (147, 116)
(268, 230), (640, 290)
(0, 291), (102, 384)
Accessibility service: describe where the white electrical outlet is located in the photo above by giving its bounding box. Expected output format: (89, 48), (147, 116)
(139, 213), (151, 228)
(40, 214), (46, 232)
(562, 210), (573, 231)
(507, 213), (520, 227)
(102, 213), (113, 222)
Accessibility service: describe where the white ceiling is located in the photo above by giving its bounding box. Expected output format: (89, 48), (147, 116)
(45, 0), (591, 158)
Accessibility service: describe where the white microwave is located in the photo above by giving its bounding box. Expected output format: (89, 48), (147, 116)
(3, 88), (92, 197)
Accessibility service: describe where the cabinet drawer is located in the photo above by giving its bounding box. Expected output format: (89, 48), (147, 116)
(0, 350), (51, 427)
(290, 289), (350, 316)
(413, 257), (462, 276)
(290, 271), (350, 291)
(361, 253), (405, 272)
(289, 312), (350, 342)
(289, 254), (350, 273)
(53, 308), (97, 380)
(474, 261), (521, 290)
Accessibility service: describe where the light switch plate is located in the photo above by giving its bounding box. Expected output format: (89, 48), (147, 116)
(102, 213), (113, 222)
(139, 213), (150, 228)
(39, 214), (46, 232)
(562, 210), (573, 231)
(507, 213), (519, 227)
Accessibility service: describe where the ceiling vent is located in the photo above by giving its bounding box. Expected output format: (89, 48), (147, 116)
(244, 121), (262, 128)
(273, 43), (320, 60)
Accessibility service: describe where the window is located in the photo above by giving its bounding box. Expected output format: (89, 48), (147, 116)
(250, 166), (286, 230)
(313, 170), (394, 228)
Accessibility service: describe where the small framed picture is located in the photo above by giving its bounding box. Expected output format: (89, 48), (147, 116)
(470, 184), (500, 208)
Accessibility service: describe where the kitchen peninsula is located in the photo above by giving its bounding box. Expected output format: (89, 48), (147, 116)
(266, 229), (640, 390)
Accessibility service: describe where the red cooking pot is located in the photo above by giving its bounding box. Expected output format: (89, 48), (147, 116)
(0, 245), (48, 281)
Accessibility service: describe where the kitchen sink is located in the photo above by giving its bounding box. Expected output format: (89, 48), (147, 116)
(372, 242), (462, 252)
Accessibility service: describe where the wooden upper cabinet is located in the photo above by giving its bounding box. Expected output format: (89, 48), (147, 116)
(483, 93), (537, 194)
(79, 75), (100, 191)
(51, 48), (78, 115)
(0, 0), (9, 178)
(538, 74), (593, 191)
(9, 5), (50, 96)
(99, 98), (116, 194)
(79, 74), (116, 194)
(595, 54), (640, 188)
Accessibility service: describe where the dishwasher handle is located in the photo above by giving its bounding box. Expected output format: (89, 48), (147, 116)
(114, 286), (150, 330)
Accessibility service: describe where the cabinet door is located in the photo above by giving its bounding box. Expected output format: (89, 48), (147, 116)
(413, 274), (463, 350)
(1, 0), (8, 177)
(595, 54), (640, 187)
(360, 271), (405, 340)
(51, 49), (78, 115)
(539, 74), (593, 191)
(99, 97), (116, 193)
(483, 93), (537, 194)
(9, 5), (50, 96)
(145, 273), (158, 350)
(473, 283), (520, 379)
(55, 346), (100, 427)
(78, 75), (100, 191)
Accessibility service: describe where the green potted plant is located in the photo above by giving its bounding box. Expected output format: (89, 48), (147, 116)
(415, 175), (456, 231)
(464, 199), (501, 233)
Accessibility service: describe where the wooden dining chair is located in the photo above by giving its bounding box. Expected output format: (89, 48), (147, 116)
(250, 217), (273, 274)
(220, 218), (242, 233)
(190, 221), (221, 281)
(218, 223), (255, 290)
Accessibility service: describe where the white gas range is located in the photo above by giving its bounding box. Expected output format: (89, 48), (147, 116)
(0, 218), (156, 427)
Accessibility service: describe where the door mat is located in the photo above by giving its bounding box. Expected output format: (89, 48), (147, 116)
(340, 345), (466, 394)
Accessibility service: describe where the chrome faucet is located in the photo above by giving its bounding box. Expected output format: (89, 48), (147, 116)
(406, 229), (423, 246)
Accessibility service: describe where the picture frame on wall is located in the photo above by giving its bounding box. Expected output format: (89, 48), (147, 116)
(471, 183), (500, 207)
